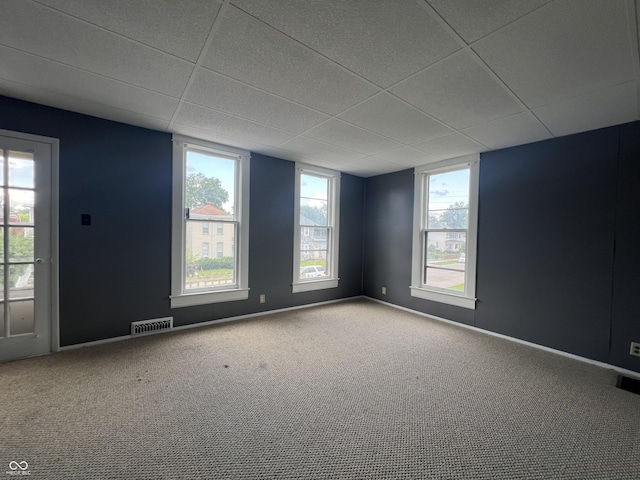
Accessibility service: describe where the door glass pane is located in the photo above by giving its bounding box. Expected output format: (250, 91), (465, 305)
(0, 149), (4, 186)
(0, 267), (3, 300)
(10, 300), (34, 335)
(9, 227), (34, 262)
(10, 264), (33, 299)
(9, 189), (35, 225)
(300, 174), (329, 226)
(185, 221), (236, 291)
(8, 151), (35, 188)
(0, 305), (4, 338)
(185, 150), (236, 219)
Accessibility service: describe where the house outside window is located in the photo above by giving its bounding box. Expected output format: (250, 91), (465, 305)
(171, 135), (250, 307)
(410, 155), (479, 309)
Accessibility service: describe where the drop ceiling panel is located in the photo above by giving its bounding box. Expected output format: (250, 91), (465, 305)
(534, 82), (639, 137)
(0, 0), (193, 97)
(462, 112), (552, 150)
(230, 0), (460, 87)
(175, 103), (296, 147)
(303, 119), (401, 155)
(172, 123), (274, 154)
(427, 0), (551, 43)
(187, 69), (329, 133)
(202, 6), (378, 115)
(0, 46), (179, 121)
(0, 79), (170, 131)
(33, 0), (220, 62)
(474, 0), (635, 108)
(338, 93), (454, 144)
(371, 147), (440, 168)
(277, 137), (367, 164)
(390, 51), (523, 129)
(413, 133), (485, 159)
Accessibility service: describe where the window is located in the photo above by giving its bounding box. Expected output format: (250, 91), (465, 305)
(217, 242), (223, 258)
(293, 164), (340, 293)
(410, 155), (479, 309)
(171, 135), (250, 307)
(202, 222), (209, 235)
(216, 223), (224, 235)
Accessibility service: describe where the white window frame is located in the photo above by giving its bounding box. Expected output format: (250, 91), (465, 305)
(410, 155), (479, 309)
(292, 163), (340, 293)
(171, 135), (250, 308)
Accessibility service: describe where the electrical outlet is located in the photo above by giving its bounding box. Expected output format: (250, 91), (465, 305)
(381, 287), (386, 295)
(259, 294), (266, 304)
(630, 342), (640, 357)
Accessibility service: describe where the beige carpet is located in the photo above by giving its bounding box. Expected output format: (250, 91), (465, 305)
(1, 298), (639, 479)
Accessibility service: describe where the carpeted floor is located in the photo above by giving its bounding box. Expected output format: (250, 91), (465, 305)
(1, 298), (639, 479)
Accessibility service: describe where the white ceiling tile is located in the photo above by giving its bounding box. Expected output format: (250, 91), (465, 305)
(0, 79), (170, 131)
(0, 46), (179, 120)
(0, 0), (193, 97)
(371, 147), (440, 168)
(390, 51), (523, 129)
(533, 82), (639, 137)
(203, 6), (378, 115)
(277, 137), (367, 164)
(303, 119), (401, 155)
(341, 157), (408, 177)
(462, 112), (552, 150)
(171, 123), (274, 153)
(187, 69), (329, 133)
(34, 0), (220, 62)
(413, 133), (485, 159)
(427, 0), (551, 43)
(174, 103), (296, 147)
(338, 93), (453, 144)
(230, 0), (460, 87)
(474, 0), (635, 108)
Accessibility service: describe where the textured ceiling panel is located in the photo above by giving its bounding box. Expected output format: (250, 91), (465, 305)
(230, 0), (460, 87)
(33, 0), (220, 62)
(187, 69), (329, 133)
(0, 0), (193, 97)
(338, 93), (453, 144)
(175, 103), (296, 147)
(534, 82), (639, 137)
(413, 133), (485, 159)
(462, 112), (552, 150)
(303, 119), (401, 155)
(474, 0), (635, 108)
(0, 79), (170, 131)
(427, 0), (551, 43)
(390, 51), (522, 129)
(203, 6), (378, 114)
(0, 46), (179, 121)
(172, 123), (274, 153)
(277, 137), (367, 164)
(371, 147), (440, 168)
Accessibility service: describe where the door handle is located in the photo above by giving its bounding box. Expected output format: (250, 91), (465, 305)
(35, 258), (45, 264)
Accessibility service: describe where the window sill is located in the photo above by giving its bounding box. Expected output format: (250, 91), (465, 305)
(292, 278), (339, 293)
(410, 286), (476, 310)
(171, 288), (249, 308)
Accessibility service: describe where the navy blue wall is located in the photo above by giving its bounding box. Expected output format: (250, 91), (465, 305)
(0, 96), (364, 346)
(364, 124), (640, 374)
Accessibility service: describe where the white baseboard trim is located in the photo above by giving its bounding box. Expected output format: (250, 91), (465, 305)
(59, 296), (365, 352)
(367, 296), (640, 381)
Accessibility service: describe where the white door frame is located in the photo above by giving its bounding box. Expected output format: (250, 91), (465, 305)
(0, 129), (59, 355)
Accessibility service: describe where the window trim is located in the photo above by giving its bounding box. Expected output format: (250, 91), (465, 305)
(410, 155), (479, 310)
(171, 135), (250, 308)
(292, 163), (340, 293)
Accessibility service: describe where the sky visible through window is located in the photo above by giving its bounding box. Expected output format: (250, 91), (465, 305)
(187, 150), (235, 213)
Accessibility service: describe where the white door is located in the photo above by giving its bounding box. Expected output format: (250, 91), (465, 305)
(0, 132), (54, 362)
